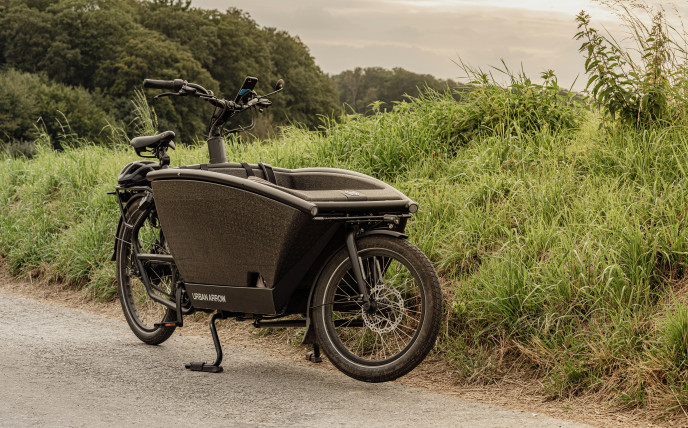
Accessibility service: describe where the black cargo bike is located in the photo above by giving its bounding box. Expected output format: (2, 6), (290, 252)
(112, 77), (442, 382)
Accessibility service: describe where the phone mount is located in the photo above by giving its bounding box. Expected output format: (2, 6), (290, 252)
(224, 79), (285, 135)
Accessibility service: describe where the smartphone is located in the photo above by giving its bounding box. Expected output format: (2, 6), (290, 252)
(234, 76), (258, 103)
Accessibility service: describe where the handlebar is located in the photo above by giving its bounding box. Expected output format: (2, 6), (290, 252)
(143, 79), (185, 92)
(142, 77), (277, 111)
(142, 76), (283, 141)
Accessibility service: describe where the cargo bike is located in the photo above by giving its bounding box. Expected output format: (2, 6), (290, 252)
(112, 77), (442, 382)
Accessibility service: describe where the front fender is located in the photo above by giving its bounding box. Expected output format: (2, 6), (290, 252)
(357, 229), (408, 240)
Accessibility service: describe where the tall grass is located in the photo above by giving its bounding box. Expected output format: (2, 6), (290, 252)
(2, 71), (688, 416)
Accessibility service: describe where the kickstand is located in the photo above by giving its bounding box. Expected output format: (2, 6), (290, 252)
(185, 312), (227, 373)
(306, 343), (322, 363)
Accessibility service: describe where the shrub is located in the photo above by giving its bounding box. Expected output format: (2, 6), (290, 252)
(0, 68), (112, 150)
(575, 3), (686, 127)
(451, 61), (585, 144)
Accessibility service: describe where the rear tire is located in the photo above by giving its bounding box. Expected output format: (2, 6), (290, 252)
(116, 195), (177, 345)
(313, 235), (442, 382)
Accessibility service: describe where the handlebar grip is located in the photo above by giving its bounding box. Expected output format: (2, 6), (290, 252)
(143, 79), (185, 91)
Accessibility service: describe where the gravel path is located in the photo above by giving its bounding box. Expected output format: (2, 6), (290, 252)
(0, 292), (592, 427)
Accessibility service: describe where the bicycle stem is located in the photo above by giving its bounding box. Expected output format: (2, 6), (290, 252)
(207, 136), (227, 164)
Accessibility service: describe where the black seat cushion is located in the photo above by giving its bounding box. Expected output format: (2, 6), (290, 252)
(130, 130), (175, 150)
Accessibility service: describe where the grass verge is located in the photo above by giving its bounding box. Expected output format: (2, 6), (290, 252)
(2, 89), (688, 417)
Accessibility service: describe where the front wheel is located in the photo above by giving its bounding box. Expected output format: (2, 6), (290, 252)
(313, 235), (442, 382)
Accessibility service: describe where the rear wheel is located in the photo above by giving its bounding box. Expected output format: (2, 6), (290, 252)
(313, 235), (442, 382)
(116, 195), (177, 345)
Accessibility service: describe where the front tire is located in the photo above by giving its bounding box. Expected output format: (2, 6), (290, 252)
(116, 195), (177, 345)
(313, 235), (442, 382)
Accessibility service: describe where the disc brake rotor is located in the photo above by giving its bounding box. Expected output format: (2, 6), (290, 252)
(362, 283), (404, 334)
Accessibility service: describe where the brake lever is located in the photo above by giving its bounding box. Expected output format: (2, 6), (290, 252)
(181, 86), (197, 95)
(154, 92), (180, 99)
(154, 87), (196, 99)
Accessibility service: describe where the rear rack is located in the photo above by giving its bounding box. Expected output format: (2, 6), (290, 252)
(312, 200), (417, 215)
(112, 186), (153, 230)
(313, 213), (411, 223)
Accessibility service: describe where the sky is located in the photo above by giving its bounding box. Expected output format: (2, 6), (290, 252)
(191, 0), (680, 90)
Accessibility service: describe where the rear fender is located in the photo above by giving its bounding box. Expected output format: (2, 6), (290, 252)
(110, 192), (150, 261)
(111, 215), (125, 261)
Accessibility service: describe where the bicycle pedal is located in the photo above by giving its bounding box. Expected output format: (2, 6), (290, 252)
(306, 352), (322, 363)
(154, 321), (182, 328)
(185, 362), (223, 373)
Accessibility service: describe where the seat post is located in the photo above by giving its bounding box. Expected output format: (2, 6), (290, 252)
(207, 136), (227, 164)
(159, 152), (171, 169)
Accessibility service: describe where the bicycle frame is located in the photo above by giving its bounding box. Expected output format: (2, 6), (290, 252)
(113, 186), (192, 317)
(112, 77), (441, 379)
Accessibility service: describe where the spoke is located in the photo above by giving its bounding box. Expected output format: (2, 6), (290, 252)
(401, 306), (423, 314)
(336, 317), (358, 328)
(374, 257), (383, 286)
(334, 292), (360, 303)
(395, 325), (415, 341)
(357, 330), (366, 354)
(402, 314), (420, 324)
(378, 331), (388, 360)
(342, 273), (359, 294)
(328, 249), (424, 362)
(392, 327), (405, 351)
(332, 298), (361, 305)
(381, 256), (392, 275)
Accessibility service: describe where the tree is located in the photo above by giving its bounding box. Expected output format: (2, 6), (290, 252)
(0, 68), (111, 147)
(331, 67), (459, 114)
(94, 29), (219, 138)
(266, 29), (340, 126)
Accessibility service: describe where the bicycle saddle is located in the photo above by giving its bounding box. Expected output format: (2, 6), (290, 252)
(130, 131), (176, 150)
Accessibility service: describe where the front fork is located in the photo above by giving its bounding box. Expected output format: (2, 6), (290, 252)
(345, 225), (373, 312)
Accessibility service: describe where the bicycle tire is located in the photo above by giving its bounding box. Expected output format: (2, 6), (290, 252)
(115, 195), (177, 345)
(313, 235), (442, 382)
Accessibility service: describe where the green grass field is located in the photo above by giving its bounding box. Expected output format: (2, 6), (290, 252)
(2, 87), (688, 414)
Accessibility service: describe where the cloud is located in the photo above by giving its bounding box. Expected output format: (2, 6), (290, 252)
(307, 43), (461, 78)
(192, 0), (639, 88)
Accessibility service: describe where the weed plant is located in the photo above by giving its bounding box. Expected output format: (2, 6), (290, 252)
(576, 1), (688, 127)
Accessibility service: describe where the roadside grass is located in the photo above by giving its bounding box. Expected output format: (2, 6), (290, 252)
(3, 88), (688, 416)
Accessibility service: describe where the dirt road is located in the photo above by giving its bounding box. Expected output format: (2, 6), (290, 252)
(0, 292), (595, 427)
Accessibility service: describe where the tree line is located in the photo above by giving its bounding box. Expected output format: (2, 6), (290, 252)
(0, 0), (462, 152)
(0, 0), (339, 148)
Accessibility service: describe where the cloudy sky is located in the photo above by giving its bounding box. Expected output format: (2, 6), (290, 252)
(192, 0), (677, 90)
